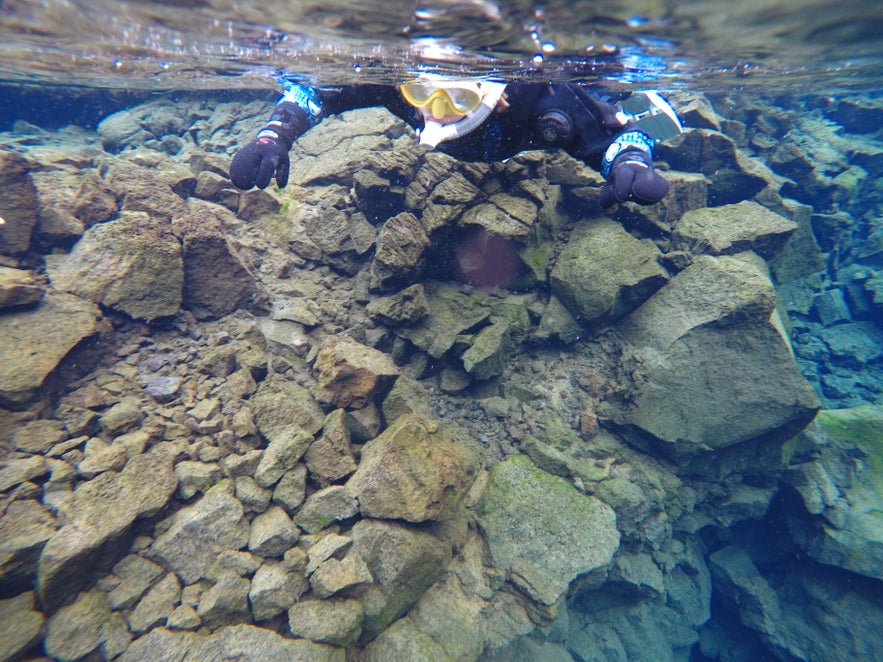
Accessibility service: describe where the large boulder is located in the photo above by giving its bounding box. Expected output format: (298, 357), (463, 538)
(0, 291), (102, 406)
(177, 203), (262, 320)
(673, 200), (798, 259)
(476, 453), (620, 606)
(147, 480), (250, 585)
(613, 253), (820, 457)
(351, 519), (452, 640)
(47, 211), (183, 321)
(786, 406), (883, 580)
(345, 415), (478, 522)
(550, 218), (668, 329)
(314, 334), (400, 409)
(0, 149), (39, 256)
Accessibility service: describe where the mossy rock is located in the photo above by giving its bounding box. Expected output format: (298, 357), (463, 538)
(477, 454), (620, 605)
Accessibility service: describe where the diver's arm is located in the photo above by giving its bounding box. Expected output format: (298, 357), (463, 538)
(230, 84), (405, 190)
(537, 84), (672, 207)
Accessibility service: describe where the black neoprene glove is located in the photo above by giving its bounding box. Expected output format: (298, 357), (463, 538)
(230, 134), (290, 190)
(600, 148), (669, 208)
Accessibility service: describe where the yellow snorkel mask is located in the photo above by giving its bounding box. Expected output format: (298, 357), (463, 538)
(401, 80), (485, 119)
(400, 78), (508, 147)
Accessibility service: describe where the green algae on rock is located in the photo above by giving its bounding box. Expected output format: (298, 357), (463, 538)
(477, 453), (620, 606)
(550, 218), (668, 329)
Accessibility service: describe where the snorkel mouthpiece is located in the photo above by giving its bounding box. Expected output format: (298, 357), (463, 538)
(430, 96), (455, 120)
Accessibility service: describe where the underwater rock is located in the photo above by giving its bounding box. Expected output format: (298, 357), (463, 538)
(193, 170), (240, 211)
(106, 160), (190, 220)
(369, 211), (429, 291)
(249, 560), (308, 621)
(314, 334), (400, 409)
(0, 291), (102, 407)
(309, 550), (373, 599)
(396, 281), (490, 359)
(477, 454), (620, 606)
(786, 406), (883, 580)
(345, 415), (478, 522)
(44, 589), (131, 661)
(0, 266), (44, 308)
(656, 129), (768, 205)
(177, 206), (262, 320)
(147, 480), (249, 586)
(47, 211), (183, 321)
(105, 554), (164, 611)
(288, 598), (364, 647)
(293, 486), (359, 534)
(380, 375), (433, 423)
(128, 572), (180, 634)
(196, 571), (251, 629)
(615, 171), (710, 236)
(673, 200), (798, 259)
(709, 545), (883, 661)
(305, 409), (358, 486)
(34, 206), (85, 250)
(460, 319), (514, 380)
(38, 446), (178, 611)
(289, 107), (417, 188)
(614, 253), (820, 457)
(98, 397), (144, 436)
(0, 149), (39, 256)
(0, 591), (44, 662)
(248, 506), (299, 558)
(533, 295), (582, 344)
(0, 500), (56, 595)
(121, 624), (345, 662)
(351, 518), (452, 640)
(550, 218), (668, 329)
(72, 172), (120, 228)
(360, 616), (451, 662)
(365, 283), (429, 326)
(459, 198), (535, 238)
(251, 376), (325, 440)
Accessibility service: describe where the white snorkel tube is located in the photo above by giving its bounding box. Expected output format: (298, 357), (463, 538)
(417, 81), (507, 148)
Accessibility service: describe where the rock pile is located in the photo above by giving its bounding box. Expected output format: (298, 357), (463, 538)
(0, 88), (881, 661)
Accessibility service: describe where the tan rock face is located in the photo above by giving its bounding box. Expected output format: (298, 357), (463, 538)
(0, 291), (102, 406)
(314, 334), (400, 409)
(47, 211), (184, 321)
(0, 149), (39, 256)
(346, 415), (478, 523)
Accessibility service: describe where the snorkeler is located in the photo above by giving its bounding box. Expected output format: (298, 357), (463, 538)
(230, 78), (683, 208)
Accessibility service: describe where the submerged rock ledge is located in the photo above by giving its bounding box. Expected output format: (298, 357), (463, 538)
(0, 89), (881, 661)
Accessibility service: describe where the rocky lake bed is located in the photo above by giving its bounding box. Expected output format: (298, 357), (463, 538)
(1, 86), (882, 661)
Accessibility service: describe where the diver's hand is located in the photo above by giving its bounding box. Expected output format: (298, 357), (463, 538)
(600, 149), (669, 208)
(230, 135), (290, 190)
